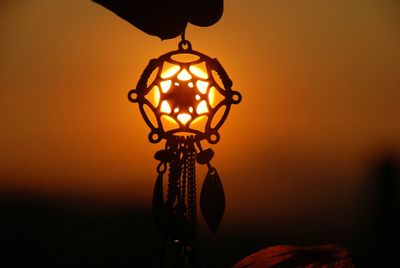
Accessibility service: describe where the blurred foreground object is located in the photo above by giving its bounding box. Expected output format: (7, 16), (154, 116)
(92, 0), (223, 39)
(233, 245), (354, 268)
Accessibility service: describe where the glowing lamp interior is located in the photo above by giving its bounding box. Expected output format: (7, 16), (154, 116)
(189, 64), (208, 79)
(177, 69), (192, 81)
(196, 101), (208, 114)
(160, 63), (180, 78)
(177, 113), (192, 125)
(196, 81), (209, 94)
(160, 100), (172, 114)
(160, 80), (172, 93)
(155, 63), (216, 128)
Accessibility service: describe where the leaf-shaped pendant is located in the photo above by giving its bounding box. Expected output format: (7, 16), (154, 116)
(152, 174), (164, 233)
(200, 168), (225, 234)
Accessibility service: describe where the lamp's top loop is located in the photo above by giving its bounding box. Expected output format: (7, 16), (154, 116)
(178, 39), (192, 51)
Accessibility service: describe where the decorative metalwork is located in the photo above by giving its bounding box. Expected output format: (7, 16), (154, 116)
(128, 40), (241, 144)
(128, 38), (241, 268)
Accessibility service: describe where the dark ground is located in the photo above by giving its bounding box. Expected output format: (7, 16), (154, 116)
(1, 154), (398, 268)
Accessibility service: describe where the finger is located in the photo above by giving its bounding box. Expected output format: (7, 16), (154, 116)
(93, 0), (187, 40)
(187, 0), (223, 27)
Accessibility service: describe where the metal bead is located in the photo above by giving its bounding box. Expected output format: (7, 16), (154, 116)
(196, 148), (214, 165)
(154, 149), (174, 162)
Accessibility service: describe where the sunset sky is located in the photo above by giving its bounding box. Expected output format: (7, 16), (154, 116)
(1, 0), (400, 232)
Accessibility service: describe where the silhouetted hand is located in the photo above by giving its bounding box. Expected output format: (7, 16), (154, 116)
(93, 0), (223, 40)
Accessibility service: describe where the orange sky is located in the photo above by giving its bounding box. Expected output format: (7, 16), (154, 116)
(1, 0), (400, 227)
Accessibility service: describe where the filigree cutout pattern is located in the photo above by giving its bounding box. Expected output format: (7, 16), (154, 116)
(129, 41), (241, 144)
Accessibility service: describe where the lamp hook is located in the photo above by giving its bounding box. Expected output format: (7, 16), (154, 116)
(179, 30), (192, 51)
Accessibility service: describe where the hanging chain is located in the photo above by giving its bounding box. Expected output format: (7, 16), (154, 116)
(181, 155), (187, 205)
(186, 148), (197, 266)
(180, 31), (186, 43)
(156, 136), (199, 268)
(166, 158), (180, 208)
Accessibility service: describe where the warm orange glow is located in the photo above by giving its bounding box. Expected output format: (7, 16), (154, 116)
(171, 53), (200, 63)
(211, 106), (226, 129)
(153, 65), (214, 130)
(161, 115), (180, 131)
(177, 113), (192, 125)
(161, 63), (180, 79)
(3, 0), (399, 229)
(144, 104), (158, 128)
(208, 87), (220, 108)
(189, 64), (208, 79)
(147, 86), (160, 108)
(189, 115), (207, 130)
(177, 69), (192, 81)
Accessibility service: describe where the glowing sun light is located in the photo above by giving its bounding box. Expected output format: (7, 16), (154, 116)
(160, 80), (172, 93)
(196, 100), (208, 114)
(177, 113), (192, 125)
(177, 69), (192, 81)
(160, 100), (172, 114)
(152, 64), (215, 131)
(161, 64), (180, 78)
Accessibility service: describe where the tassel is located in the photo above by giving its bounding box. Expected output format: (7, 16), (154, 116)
(152, 173), (164, 234)
(200, 167), (225, 234)
(186, 151), (197, 264)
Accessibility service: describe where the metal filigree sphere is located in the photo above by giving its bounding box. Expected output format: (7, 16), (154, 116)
(128, 40), (241, 144)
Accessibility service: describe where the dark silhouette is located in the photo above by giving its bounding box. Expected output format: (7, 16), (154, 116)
(128, 35), (241, 266)
(364, 152), (400, 267)
(0, 194), (160, 268)
(2, 151), (399, 267)
(92, 0), (223, 39)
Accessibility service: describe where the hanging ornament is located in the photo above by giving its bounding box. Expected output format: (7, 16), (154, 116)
(128, 35), (241, 267)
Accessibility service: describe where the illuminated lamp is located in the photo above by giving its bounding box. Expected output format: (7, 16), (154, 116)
(128, 38), (241, 266)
